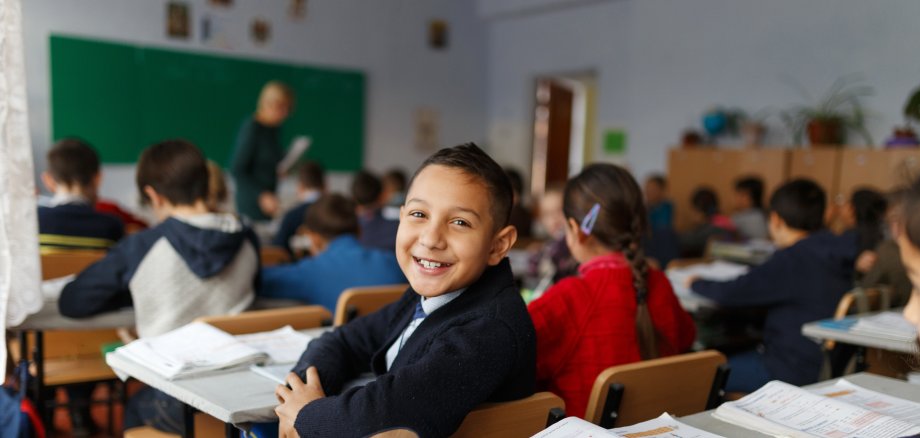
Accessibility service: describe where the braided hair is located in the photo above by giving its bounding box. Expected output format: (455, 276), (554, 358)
(564, 163), (662, 359)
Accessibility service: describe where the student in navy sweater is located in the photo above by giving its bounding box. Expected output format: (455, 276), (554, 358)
(38, 138), (124, 251)
(274, 143), (536, 438)
(260, 193), (405, 311)
(686, 179), (857, 392)
(272, 161), (326, 256)
(352, 169), (400, 252)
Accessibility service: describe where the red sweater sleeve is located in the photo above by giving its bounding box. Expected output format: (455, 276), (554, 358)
(648, 269), (696, 354)
(528, 278), (583, 386)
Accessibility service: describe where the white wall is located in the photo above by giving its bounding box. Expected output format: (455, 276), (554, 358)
(486, 0), (920, 183)
(23, 0), (488, 209)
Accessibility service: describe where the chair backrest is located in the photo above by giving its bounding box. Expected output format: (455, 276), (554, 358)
(38, 249), (119, 361)
(40, 249), (105, 280)
(583, 350), (728, 427)
(260, 246), (292, 267)
(451, 392), (565, 438)
(825, 286), (892, 350)
(333, 284), (408, 326)
(195, 305), (331, 335)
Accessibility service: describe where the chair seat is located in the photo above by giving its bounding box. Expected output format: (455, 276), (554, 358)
(43, 356), (117, 386)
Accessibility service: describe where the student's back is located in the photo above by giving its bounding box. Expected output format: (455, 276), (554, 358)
(690, 179), (857, 390)
(38, 138), (124, 250)
(59, 140), (258, 338)
(529, 163), (695, 418)
(352, 170), (399, 251)
(260, 194), (404, 311)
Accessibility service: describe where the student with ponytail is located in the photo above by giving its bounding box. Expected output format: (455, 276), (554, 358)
(527, 163), (696, 419)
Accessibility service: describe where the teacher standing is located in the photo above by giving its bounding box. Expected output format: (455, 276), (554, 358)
(230, 81), (294, 221)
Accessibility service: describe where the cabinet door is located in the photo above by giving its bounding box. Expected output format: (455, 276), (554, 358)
(838, 149), (920, 200)
(733, 149), (789, 209)
(788, 149), (841, 208)
(669, 149), (736, 232)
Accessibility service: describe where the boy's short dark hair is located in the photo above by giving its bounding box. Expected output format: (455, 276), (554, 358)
(735, 176), (765, 208)
(411, 143), (513, 230)
(303, 193), (359, 239)
(298, 161), (326, 191)
(769, 178), (826, 232)
(383, 169), (407, 192)
(136, 139), (209, 206)
(691, 187), (719, 218)
(351, 170), (382, 207)
(47, 138), (100, 187)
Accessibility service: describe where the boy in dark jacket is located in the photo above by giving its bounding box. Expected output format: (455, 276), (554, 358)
(687, 179), (857, 392)
(274, 143), (536, 437)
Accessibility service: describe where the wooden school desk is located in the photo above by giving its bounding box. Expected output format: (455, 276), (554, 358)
(106, 326), (333, 438)
(10, 302), (135, 427)
(679, 373), (920, 437)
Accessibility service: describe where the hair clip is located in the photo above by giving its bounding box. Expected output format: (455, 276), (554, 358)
(580, 203), (601, 235)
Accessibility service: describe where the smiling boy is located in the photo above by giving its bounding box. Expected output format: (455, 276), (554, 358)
(275, 143), (536, 437)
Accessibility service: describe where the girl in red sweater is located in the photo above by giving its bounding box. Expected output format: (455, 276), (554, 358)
(528, 163), (696, 419)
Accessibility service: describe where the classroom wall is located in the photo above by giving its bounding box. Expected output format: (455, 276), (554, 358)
(485, 0), (920, 185)
(23, 0), (488, 209)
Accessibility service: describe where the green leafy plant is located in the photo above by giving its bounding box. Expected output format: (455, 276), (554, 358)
(904, 85), (920, 126)
(780, 76), (874, 146)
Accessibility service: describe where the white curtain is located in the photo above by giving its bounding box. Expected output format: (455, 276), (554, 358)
(0, 0), (42, 376)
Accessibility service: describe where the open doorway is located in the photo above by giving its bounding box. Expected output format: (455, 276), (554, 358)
(530, 72), (596, 199)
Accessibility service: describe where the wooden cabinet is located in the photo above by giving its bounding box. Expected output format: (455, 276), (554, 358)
(667, 148), (920, 232)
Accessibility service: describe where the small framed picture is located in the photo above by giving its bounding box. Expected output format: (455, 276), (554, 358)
(167, 2), (190, 39)
(251, 18), (272, 45)
(289, 0), (307, 20)
(428, 20), (448, 50)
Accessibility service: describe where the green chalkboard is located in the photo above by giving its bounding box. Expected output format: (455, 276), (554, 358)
(50, 35), (365, 171)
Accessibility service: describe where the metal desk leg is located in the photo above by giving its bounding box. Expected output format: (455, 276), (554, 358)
(184, 404), (196, 438)
(33, 330), (48, 428)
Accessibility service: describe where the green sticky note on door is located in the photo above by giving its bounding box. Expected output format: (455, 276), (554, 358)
(604, 130), (627, 154)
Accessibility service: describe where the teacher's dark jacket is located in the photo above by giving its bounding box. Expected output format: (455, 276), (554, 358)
(291, 258), (536, 437)
(230, 117), (283, 221)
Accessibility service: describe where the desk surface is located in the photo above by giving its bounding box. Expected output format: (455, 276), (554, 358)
(801, 318), (917, 354)
(680, 373), (920, 436)
(107, 326), (331, 425)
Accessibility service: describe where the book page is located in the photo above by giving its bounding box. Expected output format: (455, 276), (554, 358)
(850, 312), (917, 341)
(118, 322), (266, 379)
(234, 325), (314, 364)
(611, 413), (723, 438)
(530, 417), (618, 438)
(667, 261), (748, 297)
(714, 380), (920, 438)
(812, 379), (920, 423)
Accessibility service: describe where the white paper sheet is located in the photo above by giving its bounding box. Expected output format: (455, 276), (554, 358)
(850, 311), (918, 342)
(530, 417), (617, 438)
(714, 380), (920, 438)
(611, 413), (723, 438)
(234, 325), (313, 364)
(812, 379), (920, 423)
(276, 136), (311, 175)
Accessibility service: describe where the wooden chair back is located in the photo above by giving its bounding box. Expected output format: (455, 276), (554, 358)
(333, 284), (408, 326)
(665, 258), (711, 270)
(583, 350), (728, 427)
(451, 392), (565, 438)
(260, 246), (292, 267)
(195, 305), (331, 334)
(40, 249), (105, 280)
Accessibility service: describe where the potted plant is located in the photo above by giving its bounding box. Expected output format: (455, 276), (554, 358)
(780, 77), (874, 146)
(887, 85), (920, 147)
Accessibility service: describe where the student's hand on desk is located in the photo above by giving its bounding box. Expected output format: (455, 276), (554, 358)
(683, 275), (699, 290)
(259, 191), (280, 217)
(275, 366), (326, 438)
(855, 250), (878, 274)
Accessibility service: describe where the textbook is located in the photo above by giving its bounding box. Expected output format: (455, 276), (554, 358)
(713, 379), (920, 437)
(532, 413), (722, 438)
(850, 311), (917, 343)
(115, 322), (315, 380)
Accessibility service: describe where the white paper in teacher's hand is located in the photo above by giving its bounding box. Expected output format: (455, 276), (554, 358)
(277, 136), (311, 175)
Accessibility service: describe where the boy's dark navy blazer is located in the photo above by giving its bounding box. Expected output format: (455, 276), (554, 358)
(291, 258), (536, 437)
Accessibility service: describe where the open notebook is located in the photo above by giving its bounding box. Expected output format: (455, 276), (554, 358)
(714, 379), (920, 437)
(114, 322), (314, 380)
(532, 413), (722, 438)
